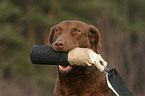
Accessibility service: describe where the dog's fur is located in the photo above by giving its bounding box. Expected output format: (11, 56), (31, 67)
(48, 20), (114, 96)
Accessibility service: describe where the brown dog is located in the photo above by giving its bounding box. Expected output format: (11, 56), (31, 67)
(48, 21), (114, 96)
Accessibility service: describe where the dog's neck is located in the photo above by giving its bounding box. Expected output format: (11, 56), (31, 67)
(57, 65), (112, 96)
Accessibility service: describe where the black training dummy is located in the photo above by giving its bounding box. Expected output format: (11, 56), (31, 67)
(30, 45), (108, 72)
(30, 45), (69, 66)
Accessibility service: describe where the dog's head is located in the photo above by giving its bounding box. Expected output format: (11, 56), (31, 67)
(48, 20), (100, 74)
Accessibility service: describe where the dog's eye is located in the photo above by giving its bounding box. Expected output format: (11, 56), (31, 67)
(76, 30), (80, 32)
(75, 29), (81, 33)
(55, 28), (60, 33)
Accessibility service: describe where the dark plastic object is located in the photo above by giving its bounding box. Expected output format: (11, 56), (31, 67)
(30, 45), (70, 66)
(108, 68), (132, 96)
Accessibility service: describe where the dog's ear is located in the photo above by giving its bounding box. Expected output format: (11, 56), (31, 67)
(48, 26), (56, 45)
(88, 25), (100, 53)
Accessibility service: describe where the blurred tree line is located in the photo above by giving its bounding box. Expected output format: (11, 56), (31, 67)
(0, 0), (145, 96)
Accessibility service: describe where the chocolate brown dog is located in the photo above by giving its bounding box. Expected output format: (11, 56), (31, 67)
(48, 20), (114, 96)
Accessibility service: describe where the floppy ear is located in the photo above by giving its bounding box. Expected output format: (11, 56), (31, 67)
(88, 25), (100, 53)
(48, 26), (56, 45)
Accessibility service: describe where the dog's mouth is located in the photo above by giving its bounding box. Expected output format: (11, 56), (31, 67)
(51, 46), (76, 74)
(58, 65), (74, 74)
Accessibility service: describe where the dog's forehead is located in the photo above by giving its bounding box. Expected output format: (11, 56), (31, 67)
(56, 21), (89, 29)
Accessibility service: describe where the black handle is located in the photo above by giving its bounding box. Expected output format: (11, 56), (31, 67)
(30, 45), (70, 66)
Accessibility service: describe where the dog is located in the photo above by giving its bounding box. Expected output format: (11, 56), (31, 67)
(48, 20), (114, 96)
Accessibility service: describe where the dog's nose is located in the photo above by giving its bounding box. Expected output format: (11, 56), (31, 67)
(55, 40), (64, 49)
